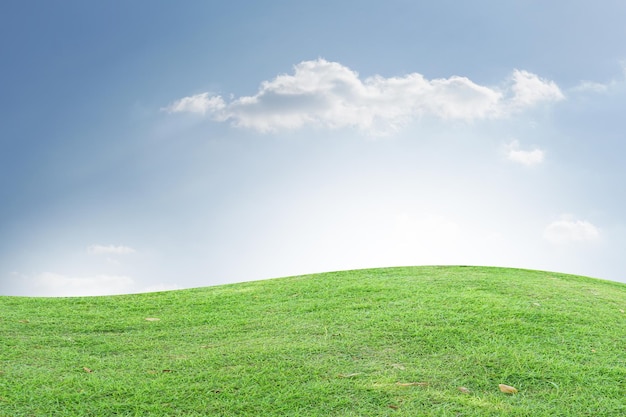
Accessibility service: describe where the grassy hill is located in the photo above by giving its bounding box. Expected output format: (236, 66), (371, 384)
(1, 266), (625, 416)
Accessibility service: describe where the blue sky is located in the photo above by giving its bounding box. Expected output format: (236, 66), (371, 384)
(2, 1), (626, 296)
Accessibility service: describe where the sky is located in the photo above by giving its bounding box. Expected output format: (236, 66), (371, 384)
(1, 1), (626, 296)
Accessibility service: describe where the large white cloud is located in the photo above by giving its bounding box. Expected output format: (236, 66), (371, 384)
(543, 215), (601, 244)
(164, 59), (565, 135)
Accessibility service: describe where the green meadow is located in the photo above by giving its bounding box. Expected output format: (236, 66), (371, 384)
(1, 266), (625, 416)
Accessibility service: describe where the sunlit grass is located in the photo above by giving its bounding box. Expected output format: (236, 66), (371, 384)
(1, 266), (625, 416)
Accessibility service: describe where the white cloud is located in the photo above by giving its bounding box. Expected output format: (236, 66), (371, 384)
(164, 59), (564, 135)
(33, 273), (136, 297)
(543, 215), (601, 244)
(570, 62), (626, 94)
(162, 92), (226, 115)
(507, 69), (565, 108)
(505, 139), (545, 166)
(87, 244), (136, 255)
(570, 81), (610, 94)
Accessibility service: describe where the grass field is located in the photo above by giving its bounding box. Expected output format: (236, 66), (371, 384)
(1, 266), (625, 416)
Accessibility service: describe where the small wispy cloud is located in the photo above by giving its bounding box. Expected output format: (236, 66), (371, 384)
(569, 62), (626, 94)
(543, 215), (600, 244)
(87, 244), (136, 255)
(505, 139), (545, 166)
(164, 59), (565, 135)
(570, 81), (610, 94)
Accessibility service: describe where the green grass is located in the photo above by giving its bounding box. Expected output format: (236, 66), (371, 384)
(1, 266), (625, 416)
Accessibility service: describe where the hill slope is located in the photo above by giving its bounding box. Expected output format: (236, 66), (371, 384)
(1, 266), (625, 416)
